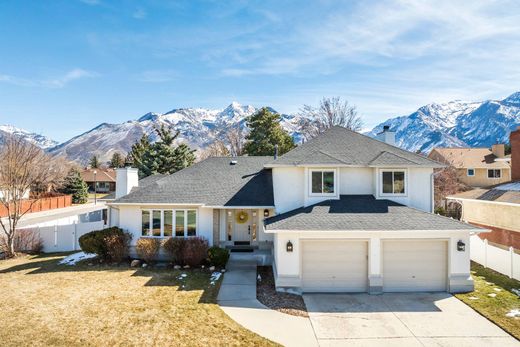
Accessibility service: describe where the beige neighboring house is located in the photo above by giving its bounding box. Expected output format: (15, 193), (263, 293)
(428, 144), (511, 187)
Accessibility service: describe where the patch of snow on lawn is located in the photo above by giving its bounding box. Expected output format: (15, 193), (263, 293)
(177, 273), (188, 280)
(512, 289), (520, 297)
(506, 309), (520, 318)
(59, 252), (96, 266)
(210, 272), (222, 285)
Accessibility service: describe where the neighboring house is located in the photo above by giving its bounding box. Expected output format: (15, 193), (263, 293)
(108, 126), (484, 294)
(447, 182), (520, 249)
(81, 168), (116, 193)
(428, 145), (511, 187)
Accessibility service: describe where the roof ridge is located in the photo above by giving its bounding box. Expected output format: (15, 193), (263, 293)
(369, 150), (420, 165)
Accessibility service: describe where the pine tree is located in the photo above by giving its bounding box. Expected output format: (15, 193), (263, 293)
(109, 152), (125, 168)
(89, 155), (100, 168)
(128, 126), (196, 178)
(60, 169), (89, 204)
(244, 107), (296, 156)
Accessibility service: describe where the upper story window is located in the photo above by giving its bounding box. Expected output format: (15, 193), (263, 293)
(142, 209), (197, 237)
(310, 170), (335, 195)
(488, 169), (501, 179)
(467, 168), (475, 177)
(381, 170), (406, 195)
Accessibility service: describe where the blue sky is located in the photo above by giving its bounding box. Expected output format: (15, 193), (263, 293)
(1, 0), (519, 142)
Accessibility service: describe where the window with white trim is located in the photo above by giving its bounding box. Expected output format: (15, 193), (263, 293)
(141, 209), (197, 237)
(381, 170), (406, 195)
(487, 169), (501, 179)
(467, 168), (475, 177)
(310, 170), (335, 194)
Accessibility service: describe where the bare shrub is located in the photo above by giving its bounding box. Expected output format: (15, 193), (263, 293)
(183, 237), (209, 267)
(104, 233), (132, 263)
(162, 237), (186, 264)
(0, 229), (42, 254)
(136, 238), (161, 264)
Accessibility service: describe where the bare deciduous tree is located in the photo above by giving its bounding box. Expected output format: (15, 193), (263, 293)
(226, 126), (245, 157)
(298, 97), (363, 140)
(0, 135), (58, 257)
(433, 166), (470, 210)
(199, 140), (230, 161)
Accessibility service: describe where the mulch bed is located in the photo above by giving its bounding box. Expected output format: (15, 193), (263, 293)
(256, 266), (308, 317)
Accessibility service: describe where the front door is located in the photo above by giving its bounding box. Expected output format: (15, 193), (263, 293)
(234, 210), (251, 242)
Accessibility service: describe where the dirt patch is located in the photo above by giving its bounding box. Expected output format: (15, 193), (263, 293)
(256, 266), (308, 317)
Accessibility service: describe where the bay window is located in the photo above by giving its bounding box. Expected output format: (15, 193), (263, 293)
(381, 170), (406, 195)
(141, 209), (197, 237)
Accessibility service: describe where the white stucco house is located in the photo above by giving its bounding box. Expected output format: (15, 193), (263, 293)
(108, 126), (485, 294)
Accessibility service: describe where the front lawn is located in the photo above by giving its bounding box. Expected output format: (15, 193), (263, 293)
(456, 261), (520, 340)
(0, 253), (276, 346)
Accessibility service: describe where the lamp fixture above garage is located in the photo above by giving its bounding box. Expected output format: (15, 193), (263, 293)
(263, 209), (269, 217)
(286, 241), (293, 252)
(457, 240), (465, 252)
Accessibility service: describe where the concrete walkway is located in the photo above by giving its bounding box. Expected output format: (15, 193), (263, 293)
(217, 257), (318, 347)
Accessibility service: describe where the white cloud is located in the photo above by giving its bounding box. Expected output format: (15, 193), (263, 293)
(0, 69), (98, 88)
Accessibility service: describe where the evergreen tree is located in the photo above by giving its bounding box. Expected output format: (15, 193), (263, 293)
(60, 169), (89, 204)
(128, 126), (196, 178)
(244, 107), (296, 156)
(89, 155), (100, 168)
(109, 152), (125, 168)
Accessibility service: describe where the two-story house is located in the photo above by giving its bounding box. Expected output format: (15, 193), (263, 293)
(108, 126), (484, 294)
(428, 145), (511, 187)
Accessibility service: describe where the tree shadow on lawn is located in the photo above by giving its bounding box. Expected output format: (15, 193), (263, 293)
(0, 253), (222, 304)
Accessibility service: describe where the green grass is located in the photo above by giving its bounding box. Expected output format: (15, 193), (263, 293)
(0, 253), (277, 347)
(456, 261), (520, 340)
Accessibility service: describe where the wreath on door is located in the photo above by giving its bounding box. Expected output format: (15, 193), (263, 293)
(236, 211), (249, 224)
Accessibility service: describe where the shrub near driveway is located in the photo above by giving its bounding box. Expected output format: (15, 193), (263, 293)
(78, 227), (131, 263)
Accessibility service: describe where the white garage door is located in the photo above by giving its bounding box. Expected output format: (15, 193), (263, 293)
(383, 240), (448, 292)
(302, 240), (368, 292)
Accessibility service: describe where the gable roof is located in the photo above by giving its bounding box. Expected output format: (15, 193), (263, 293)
(112, 157), (274, 207)
(266, 126), (443, 168)
(264, 195), (482, 232)
(428, 148), (510, 169)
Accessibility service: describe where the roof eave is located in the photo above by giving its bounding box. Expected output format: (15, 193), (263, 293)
(264, 227), (485, 233)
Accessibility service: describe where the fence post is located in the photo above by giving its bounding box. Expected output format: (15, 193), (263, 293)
(54, 224), (58, 248)
(484, 239), (488, 268)
(510, 246), (514, 279)
(74, 222), (77, 251)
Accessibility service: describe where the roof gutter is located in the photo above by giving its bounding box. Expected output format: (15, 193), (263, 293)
(446, 196), (520, 208)
(263, 227), (489, 234)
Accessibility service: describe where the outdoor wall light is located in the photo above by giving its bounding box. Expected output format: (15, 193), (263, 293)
(286, 241), (293, 252)
(263, 209), (269, 217)
(457, 240), (465, 252)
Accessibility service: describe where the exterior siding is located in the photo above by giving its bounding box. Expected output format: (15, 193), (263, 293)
(456, 167), (510, 187)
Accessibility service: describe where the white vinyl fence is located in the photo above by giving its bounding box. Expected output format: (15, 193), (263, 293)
(470, 235), (520, 280)
(18, 221), (106, 253)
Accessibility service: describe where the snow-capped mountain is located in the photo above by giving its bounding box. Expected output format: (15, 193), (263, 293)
(368, 92), (520, 153)
(0, 124), (58, 149)
(48, 102), (303, 164)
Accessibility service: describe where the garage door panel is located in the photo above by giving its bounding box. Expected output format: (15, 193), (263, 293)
(302, 240), (368, 292)
(383, 240), (447, 292)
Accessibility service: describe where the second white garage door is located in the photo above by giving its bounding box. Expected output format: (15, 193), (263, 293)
(383, 240), (448, 292)
(302, 240), (368, 292)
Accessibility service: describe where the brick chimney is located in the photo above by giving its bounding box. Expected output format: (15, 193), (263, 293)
(491, 144), (505, 158)
(511, 126), (520, 181)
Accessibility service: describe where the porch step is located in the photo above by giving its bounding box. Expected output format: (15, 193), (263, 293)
(233, 241), (251, 246)
(225, 244), (259, 251)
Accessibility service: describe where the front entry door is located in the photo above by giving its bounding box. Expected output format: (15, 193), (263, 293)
(234, 210), (251, 242)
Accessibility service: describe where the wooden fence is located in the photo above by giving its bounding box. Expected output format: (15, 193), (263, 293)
(0, 195), (72, 218)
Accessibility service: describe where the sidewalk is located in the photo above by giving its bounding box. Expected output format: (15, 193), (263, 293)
(217, 257), (318, 347)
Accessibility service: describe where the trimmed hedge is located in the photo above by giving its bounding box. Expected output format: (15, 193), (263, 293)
(208, 246), (230, 268)
(78, 227), (132, 262)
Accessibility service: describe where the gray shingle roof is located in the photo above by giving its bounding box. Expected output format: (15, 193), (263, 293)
(112, 157), (274, 206)
(267, 126), (444, 167)
(264, 195), (481, 231)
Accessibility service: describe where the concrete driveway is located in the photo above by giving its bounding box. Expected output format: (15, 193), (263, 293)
(303, 293), (518, 346)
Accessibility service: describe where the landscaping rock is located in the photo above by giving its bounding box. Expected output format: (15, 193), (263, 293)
(130, 260), (141, 268)
(183, 265), (190, 269)
(494, 288), (502, 292)
(221, 269), (226, 273)
(174, 265), (181, 270)
(209, 266), (215, 271)
(142, 263), (148, 268)
(487, 293), (497, 298)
